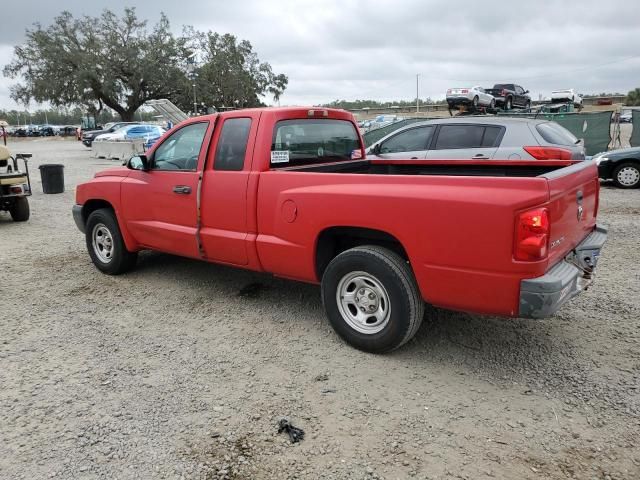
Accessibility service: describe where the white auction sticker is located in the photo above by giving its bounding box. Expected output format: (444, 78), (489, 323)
(271, 150), (290, 164)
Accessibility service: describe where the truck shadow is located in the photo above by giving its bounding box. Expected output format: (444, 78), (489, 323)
(134, 251), (593, 399)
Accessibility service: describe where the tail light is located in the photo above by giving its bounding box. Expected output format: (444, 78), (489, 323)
(446, 89), (452, 95)
(461, 89), (468, 94)
(523, 146), (573, 160)
(515, 208), (549, 261)
(10, 186), (23, 194)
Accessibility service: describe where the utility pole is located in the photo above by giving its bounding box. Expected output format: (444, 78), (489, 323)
(193, 80), (197, 116)
(416, 74), (420, 114)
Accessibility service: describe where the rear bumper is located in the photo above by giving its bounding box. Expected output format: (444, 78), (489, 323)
(72, 204), (85, 233)
(519, 225), (608, 318)
(446, 95), (473, 105)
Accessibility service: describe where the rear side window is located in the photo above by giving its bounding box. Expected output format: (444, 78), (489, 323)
(380, 126), (434, 153)
(271, 119), (360, 167)
(214, 118), (252, 171)
(482, 126), (502, 147)
(536, 122), (578, 146)
(434, 125), (485, 149)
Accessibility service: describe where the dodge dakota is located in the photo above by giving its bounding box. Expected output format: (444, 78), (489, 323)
(73, 107), (607, 353)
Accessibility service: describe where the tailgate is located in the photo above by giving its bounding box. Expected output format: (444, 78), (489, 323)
(542, 161), (599, 266)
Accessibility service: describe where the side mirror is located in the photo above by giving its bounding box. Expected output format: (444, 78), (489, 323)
(372, 143), (382, 155)
(127, 155), (148, 170)
(524, 90), (530, 94)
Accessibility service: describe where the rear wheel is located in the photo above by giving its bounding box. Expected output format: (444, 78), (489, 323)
(612, 162), (640, 189)
(321, 246), (424, 353)
(85, 208), (138, 274)
(9, 197), (29, 222)
(525, 100), (531, 110)
(472, 96), (479, 108)
(489, 99), (496, 109)
(505, 97), (512, 110)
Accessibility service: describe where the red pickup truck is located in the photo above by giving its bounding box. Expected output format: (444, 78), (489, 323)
(73, 107), (607, 353)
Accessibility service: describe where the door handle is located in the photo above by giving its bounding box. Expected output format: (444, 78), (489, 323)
(473, 154), (490, 159)
(172, 185), (192, 194)
(410, 157), (418, 159)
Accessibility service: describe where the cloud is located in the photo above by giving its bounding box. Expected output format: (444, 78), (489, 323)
(1, 0), (639, 111)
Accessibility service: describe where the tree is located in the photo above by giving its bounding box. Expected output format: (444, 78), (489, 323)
(3, 8), (187, 121)
(177, 30), (288, 111)
(625, 88), (640, 106)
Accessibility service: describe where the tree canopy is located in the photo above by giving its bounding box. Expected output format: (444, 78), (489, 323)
(3, 8), (288, 120)
(625, 88), (640, 106)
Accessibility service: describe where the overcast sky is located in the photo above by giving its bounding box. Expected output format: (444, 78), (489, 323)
(2, 0), (640, 110)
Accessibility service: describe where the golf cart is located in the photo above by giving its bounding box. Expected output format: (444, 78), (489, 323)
(0, 144), (32, 222)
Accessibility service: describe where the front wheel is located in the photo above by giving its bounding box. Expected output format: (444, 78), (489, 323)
(472, 96), (479, 108)
(9, 197), (30, 221)
(321, 246), (424, 353)
(85, 208), (138, 274)
(612, 162), (640, 189)
(489, 99), (496, 109)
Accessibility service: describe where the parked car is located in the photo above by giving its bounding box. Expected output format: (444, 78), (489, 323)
(93, 124), (165, 143)
(73, 107), (606, 353)
(361, 115), (403, 131)
(366, 117), (585, 161)
(619, 110), (633, 123)
(485, 84), (531, 110)
(446, 86), (495, 109)
(82, 122), (141, 147)
(593, 147), (640, 188)
(551, 89), (583, 107)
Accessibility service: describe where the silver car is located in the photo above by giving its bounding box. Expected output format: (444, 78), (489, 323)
(366, 117), (585, 161)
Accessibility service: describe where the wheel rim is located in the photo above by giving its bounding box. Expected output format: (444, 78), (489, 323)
(92, 223), (114, 263)
(617, 166), (640, 186)
(473, 97), (478, 106)
(336, 271), (391, 335)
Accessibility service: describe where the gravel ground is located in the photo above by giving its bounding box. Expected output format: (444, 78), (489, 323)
(1, 138), (639, 480)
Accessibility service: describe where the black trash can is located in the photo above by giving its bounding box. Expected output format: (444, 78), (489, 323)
(39, 164), (65, 194)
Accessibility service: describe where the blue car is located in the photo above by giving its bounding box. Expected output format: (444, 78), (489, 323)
(94, 124), (166, 144)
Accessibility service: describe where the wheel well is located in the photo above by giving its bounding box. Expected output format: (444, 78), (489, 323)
(81, 199), (114, 224)
(614, 159), (640, 168)
(315, 227), (409, 280)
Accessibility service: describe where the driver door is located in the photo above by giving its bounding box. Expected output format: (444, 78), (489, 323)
(121, 121), (212, 258)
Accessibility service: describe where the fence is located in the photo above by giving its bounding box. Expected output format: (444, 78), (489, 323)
(92, 139), (145, 160)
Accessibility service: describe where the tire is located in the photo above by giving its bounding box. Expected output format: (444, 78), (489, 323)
(505, 97), (512, 110)
(85, 208), (137, 274)
(472, 96), (479, 108)
(525, 101), (531, 110)
(321, 245), (424, 353)
(489, 99), (496, 109)
(612, 162), (640, 189)
(9, 197), (30, 222)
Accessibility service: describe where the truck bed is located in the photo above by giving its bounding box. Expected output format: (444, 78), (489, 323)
(277, 158), (574, 178)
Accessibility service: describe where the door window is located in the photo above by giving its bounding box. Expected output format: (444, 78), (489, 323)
(214, 118), (252, 171)
(515, 86), (524, 95)
(152, 122), (208, 171)
(380, 126), (434, 153)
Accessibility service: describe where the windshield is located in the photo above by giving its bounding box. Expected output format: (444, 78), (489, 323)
(271, 119), (361, 167)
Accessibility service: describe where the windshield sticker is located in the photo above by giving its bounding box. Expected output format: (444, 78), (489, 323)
(271, 150), (290, 164)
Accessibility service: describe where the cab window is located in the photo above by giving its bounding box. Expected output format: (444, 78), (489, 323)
(214, 118), (252, 171)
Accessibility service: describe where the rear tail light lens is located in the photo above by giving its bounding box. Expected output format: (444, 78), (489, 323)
(523, 146), (573, 160)
(10, 186), (23, 194)
(515, 208), (549, 261)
